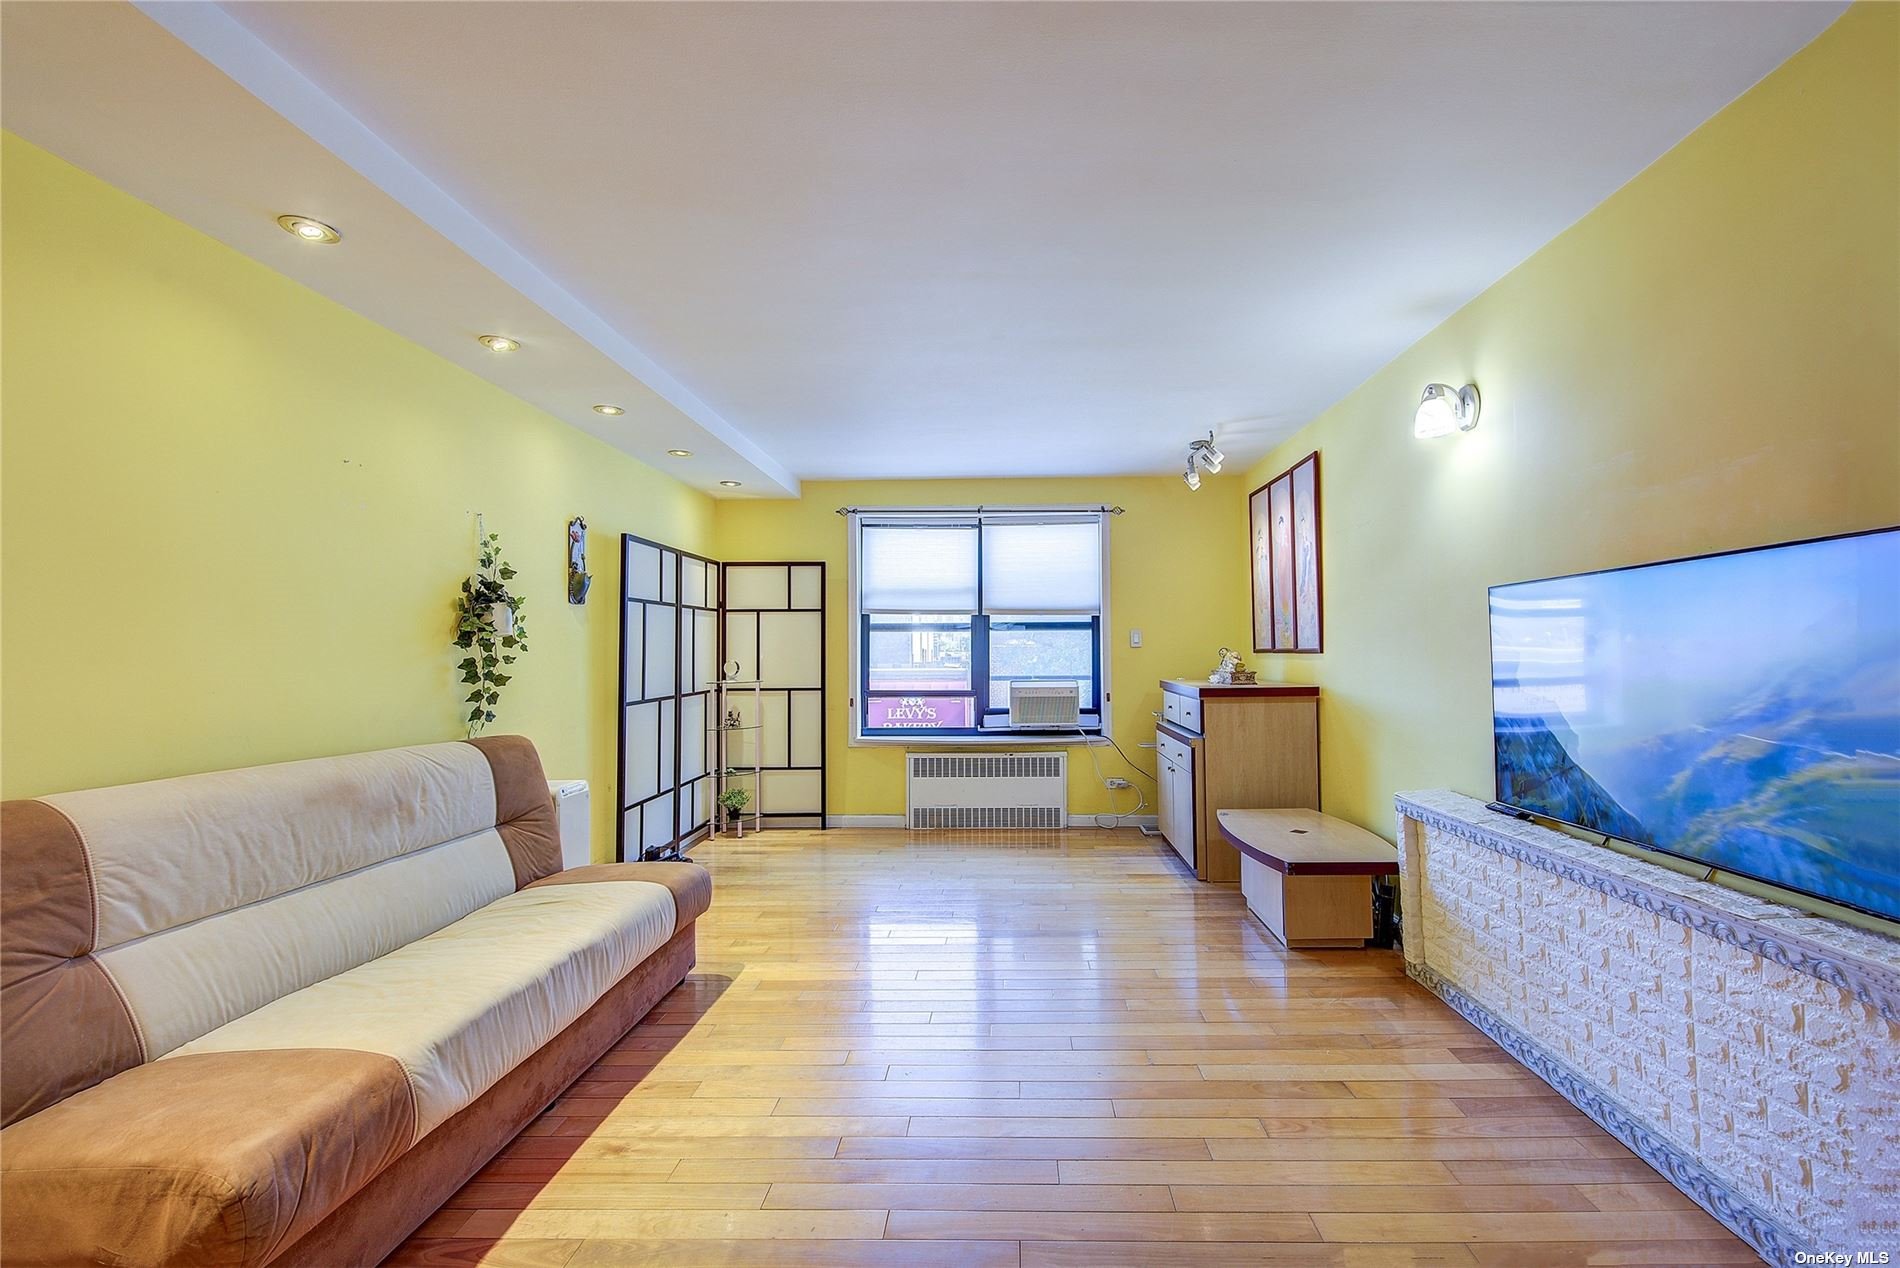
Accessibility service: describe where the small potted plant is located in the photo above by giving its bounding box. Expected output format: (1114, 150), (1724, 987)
(716, 787), (751, 837)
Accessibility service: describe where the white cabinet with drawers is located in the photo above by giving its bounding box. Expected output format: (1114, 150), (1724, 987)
(1155, 730), (1196, 868)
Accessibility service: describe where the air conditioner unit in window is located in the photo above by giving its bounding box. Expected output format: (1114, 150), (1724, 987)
(1009, 682), (1080, 730)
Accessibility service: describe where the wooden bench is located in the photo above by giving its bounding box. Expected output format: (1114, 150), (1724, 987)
(1217, 808), (1398, 948)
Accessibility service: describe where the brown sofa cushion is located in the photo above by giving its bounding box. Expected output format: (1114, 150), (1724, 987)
(0, 1049), (414, 1268)
(464, 734), (561, 887)
(527, 861), (713, 926)
(0, 799), (145, 1127)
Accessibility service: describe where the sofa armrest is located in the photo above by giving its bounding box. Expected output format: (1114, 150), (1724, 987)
(525, 863), (711, 928)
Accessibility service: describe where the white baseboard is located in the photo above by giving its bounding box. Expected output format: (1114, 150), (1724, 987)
(823, 813), (1156, 830)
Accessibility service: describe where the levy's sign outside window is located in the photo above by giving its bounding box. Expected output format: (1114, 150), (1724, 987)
(865, 696), (975, 729)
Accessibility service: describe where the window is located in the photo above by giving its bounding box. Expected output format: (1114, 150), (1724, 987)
(849, 509), (1109, 740)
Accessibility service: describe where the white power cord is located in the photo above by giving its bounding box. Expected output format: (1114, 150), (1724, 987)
(1082, 735), (1152, 829)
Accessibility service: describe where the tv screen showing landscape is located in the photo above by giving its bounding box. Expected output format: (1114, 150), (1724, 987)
(1490, 527), (1900, 922)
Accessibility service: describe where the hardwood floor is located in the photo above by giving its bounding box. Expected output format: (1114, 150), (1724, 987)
(386, 827), (1756, 1267)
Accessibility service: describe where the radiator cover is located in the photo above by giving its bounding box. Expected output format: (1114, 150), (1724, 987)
(906, 752), (1068, 830)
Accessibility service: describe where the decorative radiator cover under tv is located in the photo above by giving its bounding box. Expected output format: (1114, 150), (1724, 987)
(906, 753), (1068, 830)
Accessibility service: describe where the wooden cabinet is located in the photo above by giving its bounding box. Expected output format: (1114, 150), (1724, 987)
(1154, 680), (1320, 883)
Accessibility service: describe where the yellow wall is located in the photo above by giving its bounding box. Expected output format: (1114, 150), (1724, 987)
(716, 478), (1250, 817)
(0, 135), (715, 857)
(1238, 5), (1899, 842)
(7, 3), (1892, 851)
(0, 134), (1251, 837)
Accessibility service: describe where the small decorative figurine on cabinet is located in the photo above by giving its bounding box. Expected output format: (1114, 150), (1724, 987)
(1208, 647), (1258, 686)
(566, 516), (591, 605)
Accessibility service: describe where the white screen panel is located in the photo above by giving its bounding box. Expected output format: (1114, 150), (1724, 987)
(860, 524), (978, 613)
(694, 610), (718, 690)
(660, 550), (676, 604)
(790, 692), (823, 767)
(682, 778), (711, 833)
(762, 769), (823, 814)
(658, 699), (676, 788)
(622, 608), (646, 700)
(759, 611), (823, 688)
(723, 612), (759, 684)
(981, 519), (1103, 614)
(683, 558), (710, 609)
(790, 565), (823, 611)
(644, 603), (676, 696)
(623, 703), (660, 803)
(725, 565), (789, 610)
(624, 540), (662, 602)
(680, 695), (708, 780)
(760, 692), (791, 768)
(642, 793), (675, 850)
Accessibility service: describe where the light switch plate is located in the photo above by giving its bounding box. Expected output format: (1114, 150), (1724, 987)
(1129, 628), (1143, 647)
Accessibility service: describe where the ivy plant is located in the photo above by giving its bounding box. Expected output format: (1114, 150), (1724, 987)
(453, 530), (527, 736)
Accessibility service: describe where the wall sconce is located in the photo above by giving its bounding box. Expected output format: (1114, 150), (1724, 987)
(1414, 383), (1480, 438)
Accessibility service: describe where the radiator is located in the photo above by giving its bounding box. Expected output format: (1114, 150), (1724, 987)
(906, 752), (1069, 830)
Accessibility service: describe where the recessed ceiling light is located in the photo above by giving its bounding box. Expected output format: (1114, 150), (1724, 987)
(478, 334), (521, 353)
(666, 449), (693, 458)
(276, 214), (340, 244)
(592, 404), (625, 416)
(719, 480), (743, 488)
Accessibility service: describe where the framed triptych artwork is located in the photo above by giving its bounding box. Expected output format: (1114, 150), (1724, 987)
(1249, 450), (1322, 653)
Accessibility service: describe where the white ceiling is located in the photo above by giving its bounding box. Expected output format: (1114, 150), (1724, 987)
(4, 2), (1843, 490)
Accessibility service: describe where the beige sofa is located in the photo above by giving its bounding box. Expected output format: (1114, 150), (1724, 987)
(0, 735), (710, 1267)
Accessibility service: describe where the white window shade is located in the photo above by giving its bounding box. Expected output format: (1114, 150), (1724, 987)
(981, 519), (1103, 614)
(860, 523), (979, 612)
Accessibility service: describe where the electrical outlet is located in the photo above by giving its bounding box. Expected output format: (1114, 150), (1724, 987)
(1106, 777), (1133, 790)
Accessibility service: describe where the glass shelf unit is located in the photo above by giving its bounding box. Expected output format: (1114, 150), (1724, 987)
(713, 676), (763, 836)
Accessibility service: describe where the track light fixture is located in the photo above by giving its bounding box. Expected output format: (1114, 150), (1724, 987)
(1183, 432), (1224, 489)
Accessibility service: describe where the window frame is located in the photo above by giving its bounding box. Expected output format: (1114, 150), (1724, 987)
(848, 508), (1112, 746)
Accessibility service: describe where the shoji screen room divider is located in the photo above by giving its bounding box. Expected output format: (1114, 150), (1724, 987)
(721, 563), (826, 830)
(616, 537), (826, 860)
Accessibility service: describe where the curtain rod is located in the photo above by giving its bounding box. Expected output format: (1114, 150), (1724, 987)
(834, 505), (1125, 516)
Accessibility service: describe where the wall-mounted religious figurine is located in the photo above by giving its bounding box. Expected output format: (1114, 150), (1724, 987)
(1250, 450), (1322, 653)
(566, 516), (592, 605)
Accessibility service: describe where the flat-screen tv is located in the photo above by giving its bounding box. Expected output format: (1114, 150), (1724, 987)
(1489, 526), (1900, 923)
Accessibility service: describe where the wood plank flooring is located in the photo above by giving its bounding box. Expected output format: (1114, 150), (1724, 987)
(386, 827), (1756, 1267)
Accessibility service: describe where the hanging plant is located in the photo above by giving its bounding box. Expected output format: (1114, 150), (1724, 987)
(453, 529), (528, 736)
